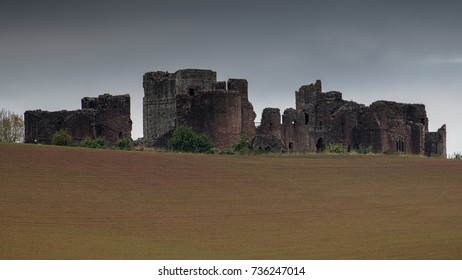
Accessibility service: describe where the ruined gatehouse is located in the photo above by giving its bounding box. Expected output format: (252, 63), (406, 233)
(143, 69), (446, 157)
(25, 94), (132, 145)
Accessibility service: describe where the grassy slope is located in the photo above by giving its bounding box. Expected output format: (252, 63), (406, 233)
(0, 143), (461, 259)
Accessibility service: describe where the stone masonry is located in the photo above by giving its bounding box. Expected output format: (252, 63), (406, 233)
(255, 80), (446, 157)
(25, 69), (446, 157)
(143, 70), (446, 156)
(25, 94), (132, 145)
(143, 69), (256, 150)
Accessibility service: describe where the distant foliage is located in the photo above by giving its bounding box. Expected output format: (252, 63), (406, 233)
(0, 108), (24, 143)
(168, 126), (213, 153)
(325, 144), (345, 154)
(116, 137), (134, 150)
(233, 135), (253, 155)
(52, 130), (73, 146)
(449, 152), (462, 160)
(356, 145), (373, 154)
(80, 136), (107, 149)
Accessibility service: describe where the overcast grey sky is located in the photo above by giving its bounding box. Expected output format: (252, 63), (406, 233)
(1, 0), (461, 154)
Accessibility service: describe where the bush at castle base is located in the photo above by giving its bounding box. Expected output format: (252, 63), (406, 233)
(167, 126), (213, 153)
(52, 130), (73, 146)
(80, 136), (107, 149)
(116, 137), (134, 150)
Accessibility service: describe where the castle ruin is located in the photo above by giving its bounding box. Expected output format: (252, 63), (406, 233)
(143, 69), (446, 157)
(24, 68), (446, 157)
(143, 69), (256, 150)
(255, 80), (446, 156)
(25, 94), (132, 145)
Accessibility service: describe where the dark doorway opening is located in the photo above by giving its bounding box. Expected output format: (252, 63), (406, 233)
(316, 137), (325, 153)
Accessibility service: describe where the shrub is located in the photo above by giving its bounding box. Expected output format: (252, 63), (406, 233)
(117, 137), (134, 150)
(356, 145), (373, 154)
(449, 152), (462, 160)
(326, 144), (345, 154)
(233, 135), (253, 154)
(167, 126), (213, 153)
(52, 130), (73, 146)
(80, 136), (107, 149)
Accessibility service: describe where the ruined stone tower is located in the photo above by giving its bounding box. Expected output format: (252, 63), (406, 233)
(143, 69), (256, 150)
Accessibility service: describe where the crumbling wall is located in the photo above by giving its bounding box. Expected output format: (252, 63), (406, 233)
(356, 101), (427, 154)
(281, 108), (297, 152)
(24, 110), (96, 144)
(425, 125), (446, 157)
(257, 108), (281, 138)
(228, 79), (256, 138)
(82, 94), (132, 144)
(143, 71), (445, 157)
(253, 108), (286, 152)
(25, 94), (131, 145)
(257, 80), (446, 157)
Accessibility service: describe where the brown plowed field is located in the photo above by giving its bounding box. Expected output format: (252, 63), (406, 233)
(1, 143), (461, 259)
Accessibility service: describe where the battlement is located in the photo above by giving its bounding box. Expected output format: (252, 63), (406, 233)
(82, 94), (130, 111)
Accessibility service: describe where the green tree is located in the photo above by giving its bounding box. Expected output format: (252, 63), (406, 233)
(0, 108), (24, 143)
(168, 126), (213, 153)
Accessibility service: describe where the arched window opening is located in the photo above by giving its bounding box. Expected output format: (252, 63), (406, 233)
(396, 137), (405, 153)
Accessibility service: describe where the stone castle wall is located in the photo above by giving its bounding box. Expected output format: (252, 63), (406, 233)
(143, 69), (256, 150)
(177, 90), (242, 150)
(143, 70), (446, 156)
(25, 94), (131, 145)
(255, 80), (446, 157)
(25, 69), (446, 156)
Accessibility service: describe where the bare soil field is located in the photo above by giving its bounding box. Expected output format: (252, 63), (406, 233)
(1, 143), (461, 259)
